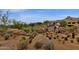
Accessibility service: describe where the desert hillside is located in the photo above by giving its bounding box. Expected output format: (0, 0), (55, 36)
(0, 16), (79, 50)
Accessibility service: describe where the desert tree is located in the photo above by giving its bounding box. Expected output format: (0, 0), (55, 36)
(12, 19), (26, 29)
(43, 20), (49, 25)
(0, 10), (10, 29)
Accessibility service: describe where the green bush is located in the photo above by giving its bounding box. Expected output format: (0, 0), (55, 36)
(60, 20), (67, 27)
(18, 37), (28, 50)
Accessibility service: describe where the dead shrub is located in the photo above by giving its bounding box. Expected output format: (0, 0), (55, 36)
(58, 39), (61, 42)
(76, 37), (79, 43)
(70, 40), (74, 43)
(43, 42), (54, 50)
(57, 35), (59, 38)
(4, 34), (10, 40)
(67, 35), (70, 38)
(34, 42), (43, 49)
(4, 32), (12, 40)
(64, 37), (68, 41)
(18, 37), (28, 50)
(48, 37), (52, 40)
(62, 41), (65, 44)
(53, 37), (56, 39)
(72, 32), (75, 39)
(62, 37), (64, 39)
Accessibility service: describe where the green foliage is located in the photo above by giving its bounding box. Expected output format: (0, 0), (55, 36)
(35, 22), (42, 25)
(43, 20), (49, 25)
(29, 23), (35, 27)
(24, 29), (30, 33)
(60, 20), (67, 27)
(12, 20), (26, 29)
(23, 26), (33, 33)
(29, 22), (42, 27)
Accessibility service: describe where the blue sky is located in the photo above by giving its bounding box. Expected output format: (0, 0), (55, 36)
(1, 9), (79, 23)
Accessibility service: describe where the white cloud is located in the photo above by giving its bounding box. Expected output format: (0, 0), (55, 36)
(0, 9), (25, 14)
(9, 9), (25, 13)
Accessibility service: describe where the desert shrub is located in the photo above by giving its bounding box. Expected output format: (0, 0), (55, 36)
(70, 40), (73, 43)
(0, 44), (2, 46)
(67, 35), (70, 38)
(23, 28), (33, 33)
(60, 20), (67, 27)
(57, 31), (61, 33)
(64, 37), (68, 41)
(46, 34), (48, 37)
(43, 43), (54, 50)
(36, 29), (46, 33)
(34, 42), (43, 49)
(43, 20), (50, 25)
(21, 37), (26, 41)
(29, 33), (37, 44)
(58, 39), (61, 42)
(72, 32), (75, 39)
(18, 37), (27, 50)
(57, 35), (59, 38)
(62, 41), (65, 44)
(4, 33), (12, 40)
(5, 35), (9, 40)
(48, 37), (52, 40)
(24, 29), (30, 33)
(76, 37), (79, 43)
(29, 37), (33, 44)
(53, 37), (56, 39)
(62, 37), (64, 39)
(46, 35), (52, 40)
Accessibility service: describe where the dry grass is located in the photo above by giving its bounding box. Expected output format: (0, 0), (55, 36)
(17, 37), (27, 50)
(34, 42), (43, 49)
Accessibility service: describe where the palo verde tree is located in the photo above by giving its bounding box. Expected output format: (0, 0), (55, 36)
(0, 10), (9, 29)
